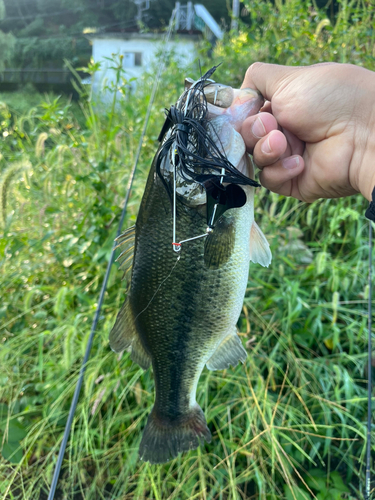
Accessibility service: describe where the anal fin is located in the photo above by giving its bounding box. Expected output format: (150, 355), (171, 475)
(206, 332), (247, 371)
(109, 299), (151, 370)
(130, 335), (151, 370)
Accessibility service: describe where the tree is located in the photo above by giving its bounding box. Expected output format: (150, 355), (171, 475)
(0, 0), (14, 71)
(0, 0), (230, 69)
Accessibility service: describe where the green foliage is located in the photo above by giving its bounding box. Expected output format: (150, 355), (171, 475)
(0, 1), (5, 21)
(0, 85), (47, 116)
(209, 0), (375, 87)
(0, 160), (31, 226)
(0, 404), (27, 465)
(0, 84), (84, 121)
(12, 35), (91, 68)
(0, 28), (14, 71)
(304, 469), (350, 499)
(0, 0), (374, 498)
(2, 0), (230, 70)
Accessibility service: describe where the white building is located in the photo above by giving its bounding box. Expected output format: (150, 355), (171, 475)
(87, 3), (223, 93)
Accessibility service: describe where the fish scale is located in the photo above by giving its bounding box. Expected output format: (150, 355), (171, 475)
(109, 72), (272, 464)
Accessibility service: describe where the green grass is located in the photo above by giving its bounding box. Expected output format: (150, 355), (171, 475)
(0, 84), (85, 127)
(0, 1), (374, 498)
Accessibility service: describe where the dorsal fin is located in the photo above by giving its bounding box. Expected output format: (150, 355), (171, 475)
(114, 225), (136, 281)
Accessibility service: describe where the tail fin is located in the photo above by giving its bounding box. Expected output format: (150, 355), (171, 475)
(139, 404), (211, 464)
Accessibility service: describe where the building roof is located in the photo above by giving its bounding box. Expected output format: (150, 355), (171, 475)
(86, 3), (223, 42)
(87, 31), (201, 42)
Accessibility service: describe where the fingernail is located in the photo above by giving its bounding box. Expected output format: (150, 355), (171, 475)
(252, 116), (266, 138)
(261, 137), (272, 154)
(282, 156), (300, 169)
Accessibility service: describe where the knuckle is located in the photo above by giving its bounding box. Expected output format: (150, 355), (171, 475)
(245, 62), (263, 80)
(250, 61), (263, 73)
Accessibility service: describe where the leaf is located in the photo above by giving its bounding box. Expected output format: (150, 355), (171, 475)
(324, 338), (334, 350)
(0, 305), (7, 319)
(316, 493), (327, 500)
(1, 441), (23, 464)
(7, 420), (27, 442)
(330, 473), (349, 493)
(0, 403), (8, 423)
(79, 240), (91, 254)
(92, 180), (106, 192)
(306, 475), (327, 492)
(284, 485), (313, 500)
(328, 489), (347, 500)
(97, 161), (108, 172)
(34, 310), (47, 319)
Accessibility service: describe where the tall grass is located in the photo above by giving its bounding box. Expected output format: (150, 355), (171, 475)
(0, 1), (374, 498)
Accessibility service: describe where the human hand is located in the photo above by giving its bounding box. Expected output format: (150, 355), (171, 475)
(240, 62), (375, 202)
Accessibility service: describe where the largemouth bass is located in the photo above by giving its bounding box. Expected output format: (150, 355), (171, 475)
(109, 67), (272, 464)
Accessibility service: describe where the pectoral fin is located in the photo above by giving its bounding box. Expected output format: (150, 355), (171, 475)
(206, 332), (247, 371)
(204, 216), (236, 269)
(249, 221), (272, 267)
(109, 299), (151, 370)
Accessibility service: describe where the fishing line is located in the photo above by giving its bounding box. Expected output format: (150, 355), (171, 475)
(133, 255), (181, 323)
(47, 9), (177, 500)
(366, 219), (373, 500)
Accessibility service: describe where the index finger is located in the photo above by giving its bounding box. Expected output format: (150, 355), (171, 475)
(241, 62), (300, 102)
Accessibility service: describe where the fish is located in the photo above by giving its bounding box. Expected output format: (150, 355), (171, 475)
(109, 67), (272, 464)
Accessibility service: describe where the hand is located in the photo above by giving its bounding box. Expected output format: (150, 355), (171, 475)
(240, 62), (375, 202)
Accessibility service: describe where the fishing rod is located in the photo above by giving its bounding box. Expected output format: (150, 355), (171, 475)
(46, 10), (177, 500)
(366, 219), (373, 500)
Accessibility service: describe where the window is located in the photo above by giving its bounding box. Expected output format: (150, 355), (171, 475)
(122, 52), (142, 67)
(134, 52), (142, 66)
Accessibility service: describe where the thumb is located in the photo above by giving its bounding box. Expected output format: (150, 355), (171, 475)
(241, 62), (301, 101)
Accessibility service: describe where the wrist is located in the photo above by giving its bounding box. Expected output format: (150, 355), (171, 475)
(350, 67), (375, 201)
(358, 108), (375, 202)
(356, 128), (375, 202)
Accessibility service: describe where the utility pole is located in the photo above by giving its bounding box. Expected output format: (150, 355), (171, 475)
(187, 1), (193, 30)
(133, 0), (151, 25)
(175, 1), (181, 31)
(231, 0), (240, 31)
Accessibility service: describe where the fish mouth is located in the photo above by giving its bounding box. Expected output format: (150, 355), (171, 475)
(233, 88), (263, 104)
(204, 84), (264, 119)
(204, 84), (263, 106)
(232, 88), (264, 114)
